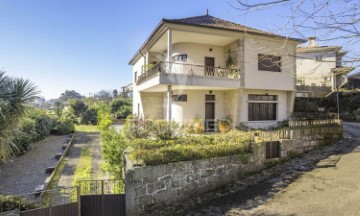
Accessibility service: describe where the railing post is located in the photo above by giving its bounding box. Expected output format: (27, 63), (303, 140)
(77, 186), (81, 216)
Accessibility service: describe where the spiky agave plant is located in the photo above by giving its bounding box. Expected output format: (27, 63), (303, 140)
(0, 71), (39, 160)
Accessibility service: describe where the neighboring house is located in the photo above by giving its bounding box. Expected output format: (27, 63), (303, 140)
(121, 83), (133, 98)
(344, 72), (360, 90)
(296, 37), (354, 98)
(129, 14), (305, 129)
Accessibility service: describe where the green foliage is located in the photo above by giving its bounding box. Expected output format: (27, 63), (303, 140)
(123, 115), (152, 139)
(54, 100), (63, 117)
(28, 109), (53, 140)
(69, 99), (88, 117)
(55, 117), (75, 135)
(0, 195), (39, 212)
(0, 71), (39, 160)
(80, 108), (98, 125)
(97, 102), (112, 131)
(110, 98), (128, 113)
(129, 131), (252, 165)
(115, 105), (132, 120)
(152, 120), (179, 140)
(101, 129), (128, 179)
(59, 90), (83, 102)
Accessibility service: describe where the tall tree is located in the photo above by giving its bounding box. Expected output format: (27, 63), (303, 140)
(113, 89), (119, 98)
(59, 90), (83, 102)
(0, 71), (39, 160)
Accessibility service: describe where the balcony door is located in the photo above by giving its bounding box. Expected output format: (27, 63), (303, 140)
(205, 57), (215, 76)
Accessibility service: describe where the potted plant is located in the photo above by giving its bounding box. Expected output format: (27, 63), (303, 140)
(218, 115), (232, 133)
(193, 116), (204, 134)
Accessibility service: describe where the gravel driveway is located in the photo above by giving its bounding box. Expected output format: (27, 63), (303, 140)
(0, 135), (68, 195)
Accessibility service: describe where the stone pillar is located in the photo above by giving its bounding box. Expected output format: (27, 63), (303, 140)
(167, 85), (172, 121)
(287, 91), (296, 118)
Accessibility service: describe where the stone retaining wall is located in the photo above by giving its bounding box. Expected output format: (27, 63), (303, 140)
(125, 126), (342, 215)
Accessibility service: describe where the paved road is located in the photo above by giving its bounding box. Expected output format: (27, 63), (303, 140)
(190, 122), (360, 216)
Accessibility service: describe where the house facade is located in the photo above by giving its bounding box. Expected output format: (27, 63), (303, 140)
(129, 14), (304, 129)
(296, 37), (354, 98)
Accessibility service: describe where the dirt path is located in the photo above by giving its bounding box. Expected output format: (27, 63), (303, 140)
(0, 135), (68, 195)
(189, 122), (360, 216)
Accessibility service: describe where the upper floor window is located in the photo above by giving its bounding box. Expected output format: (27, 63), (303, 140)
(172, 94), (187, 102)
(134, 71), (137, 83)
(258, 54), (281, 72)
(174, 54), (187, 62)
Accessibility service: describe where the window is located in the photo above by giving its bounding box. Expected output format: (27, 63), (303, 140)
(174, 54), (187, 62)
(248, 94), (277, 121)
(134, 71), (137, 82)
(258, 54), (281, 72)
(172, 94), (187, 102)
(205, 95), (215, 101)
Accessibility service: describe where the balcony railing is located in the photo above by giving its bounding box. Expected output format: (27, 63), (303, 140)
(136, 62), (240, 85)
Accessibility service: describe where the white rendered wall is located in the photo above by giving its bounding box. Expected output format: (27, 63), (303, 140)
(163, 89), (225, 123)
(132, 57), (145, 115)
(296, 51), (336, 86)
(171, 42), (226, 67)
(243, 37), (296, 91)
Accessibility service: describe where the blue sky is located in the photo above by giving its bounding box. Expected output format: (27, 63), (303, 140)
(0, 1), (355, 99)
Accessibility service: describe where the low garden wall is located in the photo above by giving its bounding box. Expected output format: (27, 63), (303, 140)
(124, 125), (343, 215)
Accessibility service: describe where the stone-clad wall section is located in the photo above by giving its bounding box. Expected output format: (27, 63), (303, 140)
(125, 126), (342, 215)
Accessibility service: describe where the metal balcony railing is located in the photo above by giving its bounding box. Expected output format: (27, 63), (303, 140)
(136, 62), (240, 85)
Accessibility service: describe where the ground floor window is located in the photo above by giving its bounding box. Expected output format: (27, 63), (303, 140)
(248, 94), (277, 121)
(172, 94), (187, 102)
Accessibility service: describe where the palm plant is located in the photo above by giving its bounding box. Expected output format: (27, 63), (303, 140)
(0, 71), (39, 160)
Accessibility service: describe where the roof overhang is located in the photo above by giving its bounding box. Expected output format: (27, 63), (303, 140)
(129, 19), (306, 65)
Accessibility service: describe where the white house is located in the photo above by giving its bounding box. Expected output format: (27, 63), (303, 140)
(296, 37), (354, 98)
(129, 14), (305, 129)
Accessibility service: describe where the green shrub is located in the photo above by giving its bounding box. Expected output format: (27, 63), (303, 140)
(114, 105), (132, 120)
(55, 117), (75, 135)
(97, 102), (112, 131)
(14, 118), (37, 153)
(101, 129), (128, 180)
(80, 108), (98, 125)
(152, 120), (179, 140)
(129, 131), (252, 165)
(28, 110), (53, 140)
(0, 195), (39, 212)
(110, 98), (128, 114)
(123, 115), (152, 139)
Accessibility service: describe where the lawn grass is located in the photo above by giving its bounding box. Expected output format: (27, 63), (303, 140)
(75, 125), (100, 133)
(72, 148), (92, 187)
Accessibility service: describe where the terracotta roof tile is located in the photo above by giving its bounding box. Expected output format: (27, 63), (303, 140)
(163, 15), (273, 36)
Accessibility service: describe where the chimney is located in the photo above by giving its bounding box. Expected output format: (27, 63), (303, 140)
(308, 37), (317, 47)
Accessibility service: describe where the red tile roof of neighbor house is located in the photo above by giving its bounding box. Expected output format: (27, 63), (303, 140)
(129, 14), (305, 65)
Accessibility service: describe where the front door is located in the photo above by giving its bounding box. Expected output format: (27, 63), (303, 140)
(205, 57), (215, 76)
(205, 102), (215, 132)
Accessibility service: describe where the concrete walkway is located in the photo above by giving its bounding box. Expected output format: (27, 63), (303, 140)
(57, 132), (101, 189)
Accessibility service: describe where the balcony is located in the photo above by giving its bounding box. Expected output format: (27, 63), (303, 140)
(136, 62), (241, 91)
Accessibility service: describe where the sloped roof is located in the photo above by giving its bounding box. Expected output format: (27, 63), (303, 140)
(297, 46), (341, 53)
(129, 14), (305, 65)
(164, 15), (271, 36)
